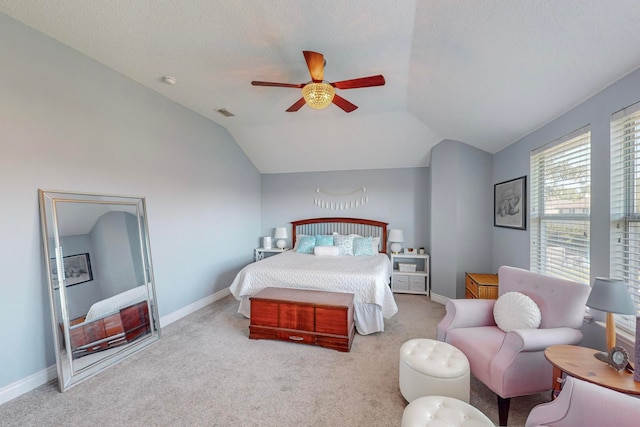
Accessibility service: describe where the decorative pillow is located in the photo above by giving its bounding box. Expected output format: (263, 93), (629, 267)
(315, 234), (334, 246)
(371, 236), (381, 253)
(333, 234), (355, 256)
(292, 234), (309, 251)
(353, 237), (375, 256)
(314, 246), (339, 256)
(296, 236), (316, 254)
(493, 292), (542, 332)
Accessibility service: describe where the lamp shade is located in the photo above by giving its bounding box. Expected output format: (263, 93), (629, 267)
(274, 227), (288, 239)
(586, 277), (636, 315)
(388, 229), (404, 242)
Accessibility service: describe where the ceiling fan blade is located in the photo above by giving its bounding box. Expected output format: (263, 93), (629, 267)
(332, 94), (358, 113)
(303, 51), (324, 82)
(286, 97), (307, 112)
(251, 81), (304, 88)
(332, 75), (386, 90)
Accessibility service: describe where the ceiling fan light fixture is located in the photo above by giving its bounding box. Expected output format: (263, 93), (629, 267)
(302, 82), (335, 109)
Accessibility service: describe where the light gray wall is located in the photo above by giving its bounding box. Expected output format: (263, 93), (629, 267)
(456, 141), (494, 294)
(492, 66), (640, 278)
(261, 168), (430, 251)
(0, 14), (260, 390)
(430, 141), (460, 299)
(492, 64), (640, 355)
(430, 140), (493, 299)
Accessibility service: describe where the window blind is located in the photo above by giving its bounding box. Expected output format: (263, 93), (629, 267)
(610, 101), (640, 332)
(530, 127), (591, 284)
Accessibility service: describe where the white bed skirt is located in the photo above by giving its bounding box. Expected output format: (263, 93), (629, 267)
(237, 296), (385, 336)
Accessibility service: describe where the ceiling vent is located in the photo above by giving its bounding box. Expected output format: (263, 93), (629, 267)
(217, 108), (235, 117)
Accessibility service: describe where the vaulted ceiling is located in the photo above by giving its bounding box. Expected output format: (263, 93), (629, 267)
(2, 1), (640, 173)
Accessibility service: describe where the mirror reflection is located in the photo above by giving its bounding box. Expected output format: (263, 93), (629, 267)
(38, 190), (160, 391)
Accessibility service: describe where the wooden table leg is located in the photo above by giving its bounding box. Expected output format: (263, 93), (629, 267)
(551, 365), (563, 400)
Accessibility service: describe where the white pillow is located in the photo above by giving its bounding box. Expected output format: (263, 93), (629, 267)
(314, 246), (339, 256)
(493, 291), (541, 332)
(371, 236), (381, 252)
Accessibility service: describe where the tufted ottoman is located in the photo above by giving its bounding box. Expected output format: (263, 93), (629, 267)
(399, 338), (470, 403)
(401, 395), (494, 427)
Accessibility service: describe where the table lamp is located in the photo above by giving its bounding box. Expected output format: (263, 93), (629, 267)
(274, 227), (288, 249)
(585, 277), (636, 362)
(388, 229), (404, 254)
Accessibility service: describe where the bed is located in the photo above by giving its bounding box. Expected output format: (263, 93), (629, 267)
(67, 285), (151, 359)
(230, 217), (398, 335)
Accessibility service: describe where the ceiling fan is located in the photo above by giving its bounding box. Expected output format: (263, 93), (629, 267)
(251, 50), (385, 113)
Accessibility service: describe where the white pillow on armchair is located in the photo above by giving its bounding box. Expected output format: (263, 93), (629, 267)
(493, 291), (542, 332)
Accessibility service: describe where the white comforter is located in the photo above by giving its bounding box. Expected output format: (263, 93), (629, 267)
(229, 251), (398, 319)
(84, 285), (147, 322)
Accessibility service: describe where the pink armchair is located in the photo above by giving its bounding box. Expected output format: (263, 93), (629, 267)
(437, 266), (591, 426)
(525, 376), (640, 427)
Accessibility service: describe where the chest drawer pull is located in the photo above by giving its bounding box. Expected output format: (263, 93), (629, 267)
(288, 336), (304, 341)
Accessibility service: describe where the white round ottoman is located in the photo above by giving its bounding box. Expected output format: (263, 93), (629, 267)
(399, 338), (470, 403)
(401, 396), (494, 427)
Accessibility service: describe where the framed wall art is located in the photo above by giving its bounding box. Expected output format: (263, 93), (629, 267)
(51, 252), (93, 287)
(494, 176), (526, 230)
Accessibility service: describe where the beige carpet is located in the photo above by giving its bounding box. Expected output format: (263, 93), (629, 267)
(0, 294), (548, 426)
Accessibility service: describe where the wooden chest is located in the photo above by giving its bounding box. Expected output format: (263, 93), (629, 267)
(465, 273), (499, 300)
(249, 287), (355, 352)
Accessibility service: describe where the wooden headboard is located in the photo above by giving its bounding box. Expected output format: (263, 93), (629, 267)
(291, 217), (389, 253)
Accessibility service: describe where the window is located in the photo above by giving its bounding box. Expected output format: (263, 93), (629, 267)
(611, 101), (640, 333)
(530, 127), (591, 284)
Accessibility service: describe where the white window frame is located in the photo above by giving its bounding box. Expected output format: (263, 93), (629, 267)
(610, 102), (640, 333)
(530, 127), (591, 284)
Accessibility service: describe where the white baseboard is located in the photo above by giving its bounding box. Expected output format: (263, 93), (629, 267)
(430, 292), (448, 305)
(159, 287), (231, 327)
(0, 364), (57, 406)
(0, 288), (231, 406)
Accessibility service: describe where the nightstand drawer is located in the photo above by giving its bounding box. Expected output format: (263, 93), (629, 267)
(393, 275), (409, 291)
(409, 276), (425, 292)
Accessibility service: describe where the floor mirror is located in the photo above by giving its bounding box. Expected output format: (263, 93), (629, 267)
(38, 190), (160, 391)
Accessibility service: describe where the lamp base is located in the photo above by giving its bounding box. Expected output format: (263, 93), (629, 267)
(276, 239), (286, 249)
(390, 242), (402, 254)
(594, 351), (609, 363)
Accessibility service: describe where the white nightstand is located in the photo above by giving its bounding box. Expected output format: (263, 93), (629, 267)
(254, 247), (289, 262)
(390, 252), (430, 295)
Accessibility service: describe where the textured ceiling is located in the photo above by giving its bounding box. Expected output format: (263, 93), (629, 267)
(2, 1), (640, 173)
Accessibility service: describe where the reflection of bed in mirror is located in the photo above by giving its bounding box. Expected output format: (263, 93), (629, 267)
(66, 286), (151, 359)
(230, 217), (398, 335)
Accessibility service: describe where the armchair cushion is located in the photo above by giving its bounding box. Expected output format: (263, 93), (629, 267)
(494, 291), (541, 332)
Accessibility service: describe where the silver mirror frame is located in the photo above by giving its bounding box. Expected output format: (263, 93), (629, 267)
(38, 189), (160, 391)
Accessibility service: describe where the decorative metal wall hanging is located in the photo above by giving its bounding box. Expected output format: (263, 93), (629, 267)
(314, 186), (368, 210)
